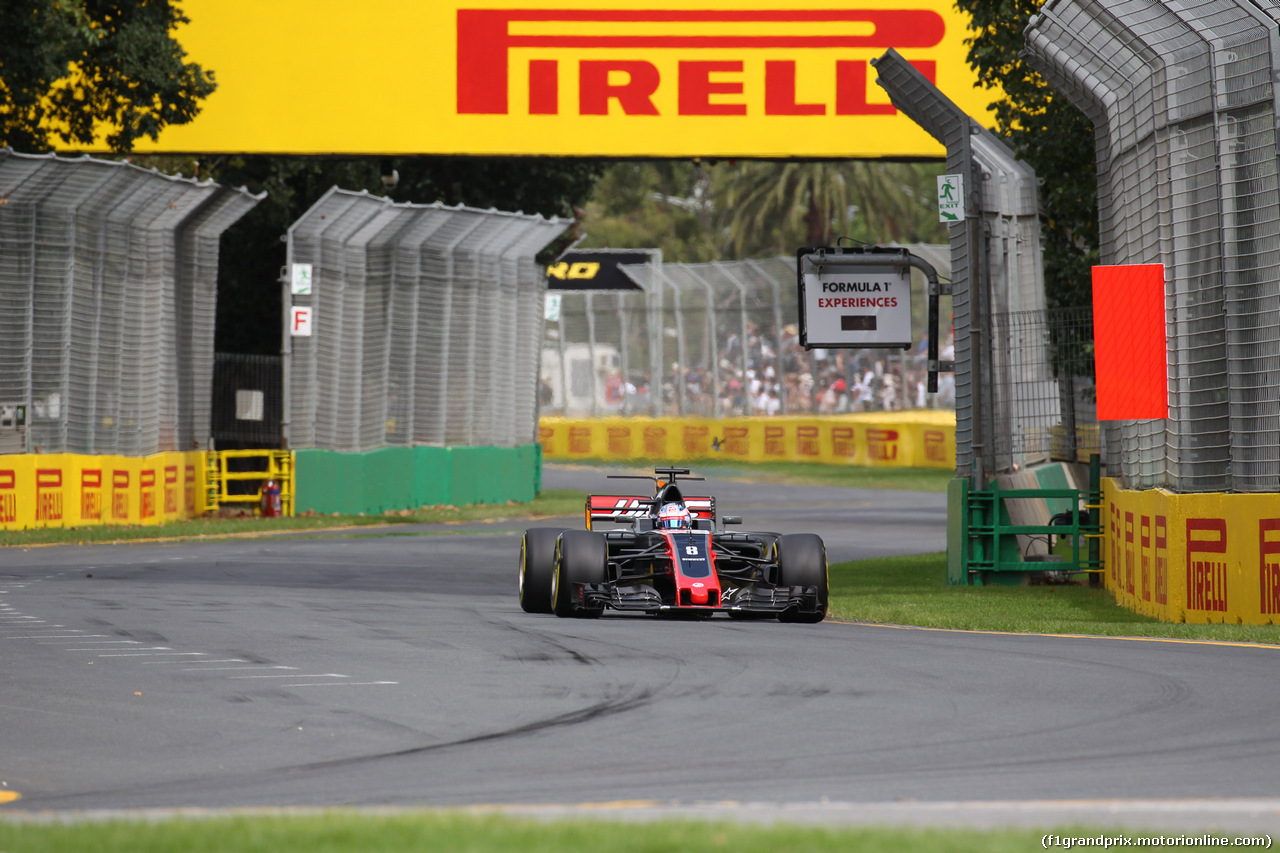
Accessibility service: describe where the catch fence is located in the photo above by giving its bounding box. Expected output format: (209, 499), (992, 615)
(1026, 0), (1280, 492)
(285, 188), (572, 453)
(0, 149), (261, 456)
(543, 247), (956, 420)
(988, 306), (1099, 468)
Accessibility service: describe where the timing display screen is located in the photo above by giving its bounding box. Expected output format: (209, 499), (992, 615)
(841, 315), (877, 331)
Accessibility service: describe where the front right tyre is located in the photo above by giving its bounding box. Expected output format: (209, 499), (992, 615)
(776, 533), (828, 623)
(519, 527), (566, 614)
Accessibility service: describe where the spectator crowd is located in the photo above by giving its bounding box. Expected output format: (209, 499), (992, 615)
(597, 320), (956, 418)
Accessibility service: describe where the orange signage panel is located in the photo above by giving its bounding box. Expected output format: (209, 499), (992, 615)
(114, 0), (995, 158)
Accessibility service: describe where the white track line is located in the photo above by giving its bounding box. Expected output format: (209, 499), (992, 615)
(229, 673), (348, 680)
(282, 681), (398, 687)
(182, 665), (295, 672)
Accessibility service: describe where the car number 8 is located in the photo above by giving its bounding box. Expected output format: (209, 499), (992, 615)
(685, 545), (699, 555)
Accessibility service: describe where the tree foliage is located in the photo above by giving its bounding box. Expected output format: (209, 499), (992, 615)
(579, 160), (948, 262)
(0, 1), (215, 153)
(577, 161), (722, 262)
(956, 0), (1099, 308)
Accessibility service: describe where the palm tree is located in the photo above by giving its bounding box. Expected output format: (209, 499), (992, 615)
(846, 161), (948, 245)
(713, 160), (947, 256)
(713, 161), (852, 256)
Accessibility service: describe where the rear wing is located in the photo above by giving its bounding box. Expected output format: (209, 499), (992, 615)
(585, 495), (716, 530)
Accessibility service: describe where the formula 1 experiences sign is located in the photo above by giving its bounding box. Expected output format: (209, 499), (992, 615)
(797, 249), (912, 349)
(93, 0), (996, 158)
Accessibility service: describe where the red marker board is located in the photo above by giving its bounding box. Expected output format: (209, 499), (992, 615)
(1091, 264), (1168, 420)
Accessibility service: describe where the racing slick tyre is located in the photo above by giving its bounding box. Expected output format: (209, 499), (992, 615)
(552, 530), (608, 618)
(776, 533), (829, 623)
(519, 527), (567, 614)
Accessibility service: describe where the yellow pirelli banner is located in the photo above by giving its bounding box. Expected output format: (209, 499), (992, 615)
(538, 412), (955, 469)
(115, 0), (996, 158)
(1103, 479), (1280, 625)
(0, 453), (210, 531)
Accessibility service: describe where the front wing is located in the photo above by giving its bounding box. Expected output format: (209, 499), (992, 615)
(579, 581), (823, 616)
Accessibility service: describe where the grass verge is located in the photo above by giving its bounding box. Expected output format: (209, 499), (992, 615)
(829, 552), (1280, 645)
(569, 458), (954, 492)
(0, 490), (587, 548)
(0, 813), (1235, 853)
(0, 461), (949, 548)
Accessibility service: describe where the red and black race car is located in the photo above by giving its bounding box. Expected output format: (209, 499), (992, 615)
(518, 467), (827, 622)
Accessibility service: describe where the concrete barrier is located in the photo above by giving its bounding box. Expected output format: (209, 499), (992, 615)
(294, 444), (542, 516)
(538, 413), (955, 469)
(1103, 480), (1280, 625)
(0, 452), (208, 530)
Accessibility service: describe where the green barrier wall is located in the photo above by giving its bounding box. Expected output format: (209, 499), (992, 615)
(295, 445), (541, 515)
(413, 447), (451, 508)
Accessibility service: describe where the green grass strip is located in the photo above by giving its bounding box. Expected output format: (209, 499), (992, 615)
(0, 813), (1239, 853)
(0, 490), (588, 548)
(0, 462), (950, 548)
(829, 553), (1280, 645)
(565, 458), (954, 491)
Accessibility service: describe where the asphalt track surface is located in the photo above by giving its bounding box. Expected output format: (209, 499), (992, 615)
(2, 464), (1279, 832)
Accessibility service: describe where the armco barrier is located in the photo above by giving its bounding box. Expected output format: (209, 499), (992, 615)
(0, 452), (210, 531)
(294, 444), (541, 516)
(538, 413), (955, 469)
(1103, 480), (1280, 625)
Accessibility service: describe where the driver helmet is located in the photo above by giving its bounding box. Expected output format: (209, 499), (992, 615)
(657, 502), (692, 530)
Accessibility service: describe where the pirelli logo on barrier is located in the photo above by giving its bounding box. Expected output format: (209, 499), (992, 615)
(607, 426), (631, 457)
(1154, 515), (1168, 606)
(721, 426), (750, 457)
(831, 426), (856, 458)
(184, 465), (198, 515)
(112, 470), (130, 521)
(1262, 520), (1280, 616)
(569, 426), (592, 454)
(0, 470), (15, 523)
(1126, 514), (1171, 606)
(866, 428), (898, 461)
(643, 426), (667, 457)
(924, 429), (947, 463)
(35, 469), (63, 522)
(82, 469), (103, 521)
(765, 426), (786, 457)
(683, 425), (710, 455)
(164, 466), (180, 515)
(140, 469), (158, 520)
(1124, 511), (1136, 596)
(1187, 518), (1228, 613)
(1110, 503), (1121, 586)
(1140, 515), (1153, 603)
(796, 425), (820, 457)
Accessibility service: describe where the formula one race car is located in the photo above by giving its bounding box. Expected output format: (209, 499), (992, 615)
(518, 467), (827, 622)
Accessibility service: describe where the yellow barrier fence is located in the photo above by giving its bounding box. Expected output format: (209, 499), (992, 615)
(209, 450), (295, 516)
(0, 452), (210, 531)
(538, 412), (956, 469)
(1103, 479), (1280, 625)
